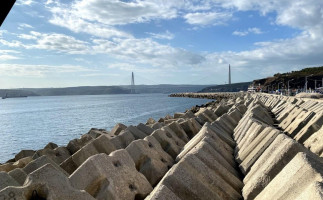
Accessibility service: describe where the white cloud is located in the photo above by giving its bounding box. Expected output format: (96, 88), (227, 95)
(49, 8), (132, 39)
(146, 30), (174, 40)
(0, 50), (20, 61)
(18, 23), (34, 30)
(2, 31), (90, 54)
(233, 27), (263, 36)
(93, 38), (205, 68)
(16, 0), (34, 6)
(184, 11), (232, 26)
(0, 64), (93, 77)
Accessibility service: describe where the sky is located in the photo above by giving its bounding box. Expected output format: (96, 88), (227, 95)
(0, 0), (322, 88)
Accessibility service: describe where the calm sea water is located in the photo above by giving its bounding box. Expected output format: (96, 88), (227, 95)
(0, 94), (208, 163)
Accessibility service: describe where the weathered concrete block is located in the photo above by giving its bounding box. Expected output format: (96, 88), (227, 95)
(33, 146), (71, 164)
(110, 123), (127, 135)
(166, 121), (190, 143)
(69, 150), (153, 200)
(294, 111), (323, 143)
(208, 123), (236, 148)
(136, 123), (154, 135)
(196, 112), (213, 123)
(195, 108), (218, 121)
(151, 122), (164, 130)
(185, 140), (243, 192)
(146, 118), (156, 125)
(0, 172), (19, 191)
(284, 110), (315, 137)
(174, 112), (185, 118)
(88, 128), (109, 138)
(110, 130), (135, 149)
(179, 120), (197, 139)
(151, 129), (185, 159)
(44, 142), (58, 150)
(160, 153), (242, 200)
(242, 134), (309, 200)
(176, 125), (235, 170)
(0, 164), (95, 200)
(214, 104), (230, 117)
(71, 134), (116, 168)
(304, 126), (323, 156)
(254, 152), (323, 200)
(239, 129), (280, 175)
(275, 104), (295, 122)
(66, 134), (93, 154)
(23, 155), (68, 176)
(279, 107), (304, 130)
(125, 139), (174, 186)
(126, 125), (148, 139)
(15, 150), (35, 161)
(236, 126), (273, 163)
(146, 184), (181, 200)
(294, 181), (323, 200)
(8, 168), (27, 185)
(247, 104), (273, 125)
(0, 157), (32, 172)
(228, 109), (243, 126)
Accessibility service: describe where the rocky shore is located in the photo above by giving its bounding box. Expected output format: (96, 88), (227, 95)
(1, 92), (323, 199)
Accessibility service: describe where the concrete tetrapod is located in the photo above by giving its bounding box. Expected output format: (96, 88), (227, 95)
(69, 150), (153, 200)
(242, 134), (310, 200)
(254, 152), (323, 200)
(125, 137), (174, 186)
(0, 164), (95, 200)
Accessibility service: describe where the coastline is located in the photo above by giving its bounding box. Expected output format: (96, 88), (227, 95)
(0, 92), (323, 199)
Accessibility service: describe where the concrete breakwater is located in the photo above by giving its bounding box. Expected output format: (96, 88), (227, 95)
(0, 93), (323, 199)
(169, 92), (245, 100)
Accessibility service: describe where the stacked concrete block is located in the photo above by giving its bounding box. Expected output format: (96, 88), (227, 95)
(61, 135), (116, 174)
(147, 120), (243, 200)
(0, 164), (95, 200)
(0, 157), (32, 172)
(137, 123), (155, 135)
(294, 111), (323, 143)
(66, 134), (94, 154)
(242, 134), (310, 199)
(151, 129), (186, 159)
(69, 150), (153, 200)
(110, 123), (127, 135)
(125, 137), (174, 186)
(254, 152), (323, 200)
(304, 126), (323, 157)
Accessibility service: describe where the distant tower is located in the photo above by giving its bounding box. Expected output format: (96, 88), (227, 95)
(229, 64), (231, 85)
(131, 72), (135, 94)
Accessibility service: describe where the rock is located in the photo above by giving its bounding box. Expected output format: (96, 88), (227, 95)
(69, 150), (153, 200)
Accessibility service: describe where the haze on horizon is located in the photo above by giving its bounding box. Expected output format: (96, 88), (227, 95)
(0, 0), (322, 89)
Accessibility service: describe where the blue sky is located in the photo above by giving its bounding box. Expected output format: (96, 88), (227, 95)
(0, 0), (322, 88)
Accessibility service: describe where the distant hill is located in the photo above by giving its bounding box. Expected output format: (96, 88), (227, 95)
(0, 84), (215, 97)
(199, 82), (252, 92)
(253, 66), (323, 91)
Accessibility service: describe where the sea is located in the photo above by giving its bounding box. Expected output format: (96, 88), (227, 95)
(0, 93), (209, 163)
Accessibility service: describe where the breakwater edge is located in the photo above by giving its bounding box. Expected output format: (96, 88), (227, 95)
(1, 92), (323, 199)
